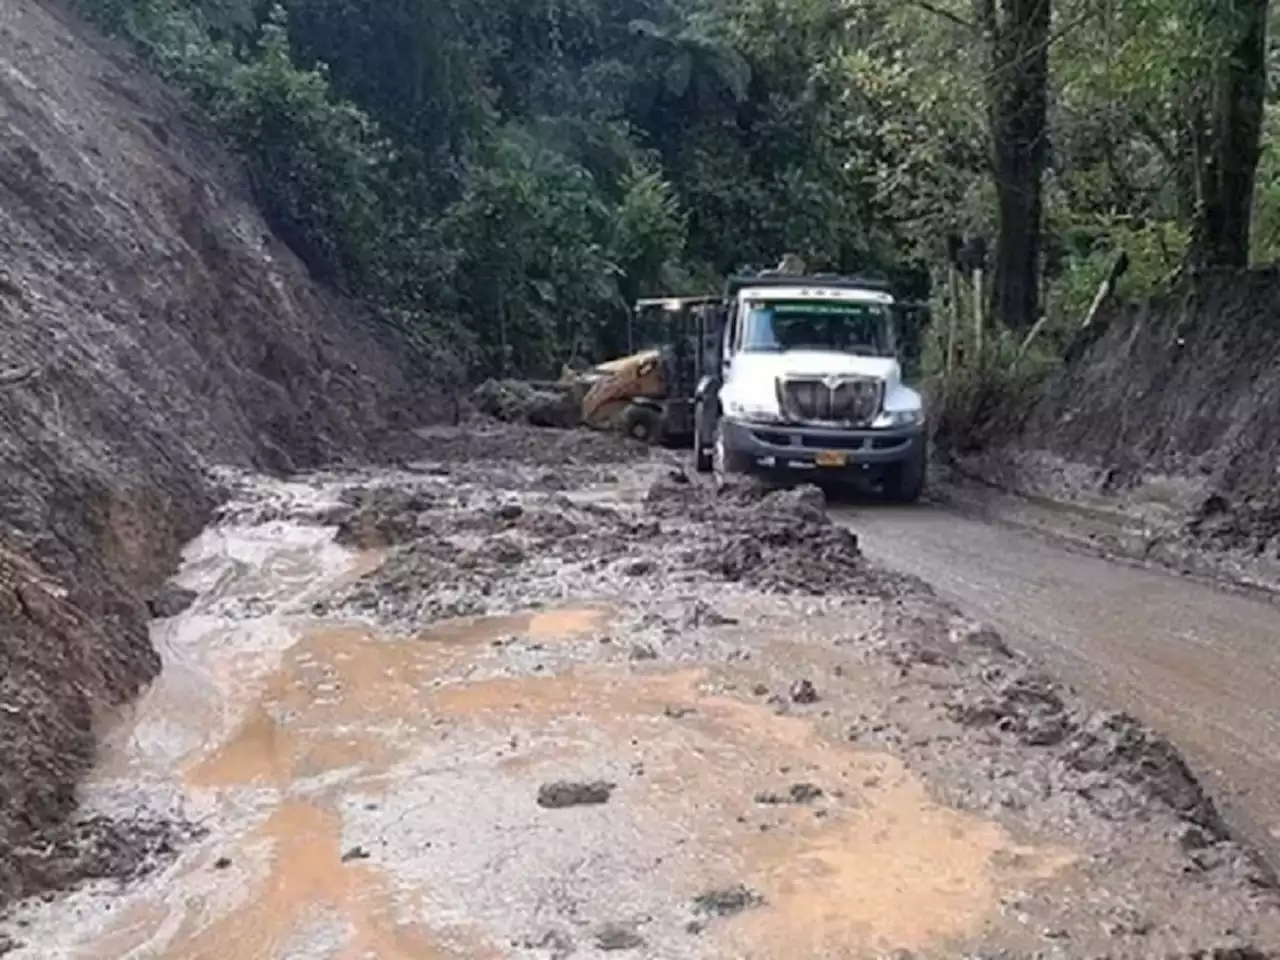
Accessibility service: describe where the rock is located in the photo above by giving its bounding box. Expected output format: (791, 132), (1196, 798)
(790, 679), (819, 704)
(146, 584), (198, 620)
(755, 782), (823, 805)
(536, 780), (615, 809)
(594, 923), (645, 951)
(691, 884), (764, 918)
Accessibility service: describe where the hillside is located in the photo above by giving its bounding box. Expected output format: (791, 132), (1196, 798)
(953, 267), (1280, 588)
(0, 0), (431, 900)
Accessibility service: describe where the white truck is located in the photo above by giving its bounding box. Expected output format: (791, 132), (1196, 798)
(692, 270), (927, 502)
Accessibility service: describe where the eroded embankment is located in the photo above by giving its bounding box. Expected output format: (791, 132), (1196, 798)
(950, 267), (1280, 592)
(0, 0), (431, 906)
(4, 422), (1278, 959)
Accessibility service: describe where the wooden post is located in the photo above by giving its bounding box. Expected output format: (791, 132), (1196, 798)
(1079, 250), (1131, 331)
(945, 264), (960, 377)
(972, 266), (985, 366)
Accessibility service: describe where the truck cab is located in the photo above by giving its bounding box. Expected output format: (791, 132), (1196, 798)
(693, 272), (927, 502)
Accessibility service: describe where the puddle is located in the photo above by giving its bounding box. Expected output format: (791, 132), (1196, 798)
(414, 667), (1076, 958)
(10, 492), (1069, 960)
(160, 801), (496, 960)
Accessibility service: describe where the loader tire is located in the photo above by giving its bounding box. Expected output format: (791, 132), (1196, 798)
(622, 403), (663, 444)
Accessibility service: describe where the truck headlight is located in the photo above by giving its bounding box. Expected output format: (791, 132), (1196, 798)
(882, 408), (925, 427)
(723, 397), (781, 423)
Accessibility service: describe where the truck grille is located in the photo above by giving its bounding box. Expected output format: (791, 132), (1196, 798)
(778, 376), (884, 426)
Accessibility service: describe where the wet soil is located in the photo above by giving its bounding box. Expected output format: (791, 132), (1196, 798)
(950, 267), (1280, 595)
(842, 492), (1280, 877)
(4, 423), (1280, 958)
(0, 0), (433, 899)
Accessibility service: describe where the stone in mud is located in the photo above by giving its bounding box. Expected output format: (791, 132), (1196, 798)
(947, 665), (1071, 747)
(594, 923), (645, 951)
(536, 780), (615, 809)
(790, 679), (819, 704)
(754, 782), (823, 805)
(146, 584), (198, 620)
(691, 884), (765, 918)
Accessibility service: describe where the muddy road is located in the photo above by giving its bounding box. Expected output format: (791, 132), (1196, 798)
(3, 424), (1280, 959)
(839, 498), (1280, 870)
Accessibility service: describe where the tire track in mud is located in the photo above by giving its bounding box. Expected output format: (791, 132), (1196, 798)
(3, 425), (1280, 959)
(841, 498), (1280, 872)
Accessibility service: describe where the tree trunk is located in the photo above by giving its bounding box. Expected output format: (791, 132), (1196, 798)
(981, 0), (1052, 331)
(1189, 0), (1269, 269)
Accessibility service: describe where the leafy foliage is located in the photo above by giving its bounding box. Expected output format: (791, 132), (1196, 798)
(79, 0), (1277, 382)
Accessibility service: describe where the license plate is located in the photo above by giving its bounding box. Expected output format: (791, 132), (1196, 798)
(814, 450), (848, 467)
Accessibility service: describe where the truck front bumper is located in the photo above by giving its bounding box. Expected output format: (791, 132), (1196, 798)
(721, 417), (924, 474)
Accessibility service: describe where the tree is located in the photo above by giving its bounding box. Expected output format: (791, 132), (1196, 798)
(1191, 0), (1270, 268)
(978, 0), (1053, 330)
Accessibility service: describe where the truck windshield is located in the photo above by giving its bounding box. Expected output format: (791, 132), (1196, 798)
(741, 300), (894, 356)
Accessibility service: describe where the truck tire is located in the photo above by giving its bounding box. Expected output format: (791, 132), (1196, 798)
(712, 419), (752, 479)
(884, 442), (927, 503)
(622, 403), (663, 444)
(693, 400), (713, 473)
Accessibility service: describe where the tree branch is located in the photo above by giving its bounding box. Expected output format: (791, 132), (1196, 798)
(829, 0), (975, 32)
(910, 0), (976, 30)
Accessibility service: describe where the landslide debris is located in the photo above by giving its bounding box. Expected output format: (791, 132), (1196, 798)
(16, 421), (1276, 956)
(0, 0), (431, 908)
(314, 462), (899, 626)
(307, 431), (1277, 898)
(471, 378), (585, 429)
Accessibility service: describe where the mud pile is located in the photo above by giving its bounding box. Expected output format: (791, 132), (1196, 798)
(470, 378), (584, 428)
(316, 460), (896, 627)
(0, 0), (432, 905)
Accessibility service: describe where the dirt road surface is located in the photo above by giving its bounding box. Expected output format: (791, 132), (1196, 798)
(838, 499), (1280, 870)
(2, 425), (1279, 959)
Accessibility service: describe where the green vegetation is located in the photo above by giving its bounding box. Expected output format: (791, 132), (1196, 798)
(81, 0), (1277, 390)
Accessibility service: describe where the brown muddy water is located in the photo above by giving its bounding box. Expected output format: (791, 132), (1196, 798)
(5, 454), (1280, 959)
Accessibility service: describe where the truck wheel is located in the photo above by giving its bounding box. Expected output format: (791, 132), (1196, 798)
(693, 413), (713, 474)
(712, 420), (751, 479)
(622, 404), (663, 444)
(884, 443), (927, 503)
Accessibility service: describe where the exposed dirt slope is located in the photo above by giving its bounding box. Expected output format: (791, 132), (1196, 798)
(955, 267), (1280, 586)
(0, 0), (431, 903)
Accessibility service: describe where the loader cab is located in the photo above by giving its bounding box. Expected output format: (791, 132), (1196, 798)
(630, 296), (724, 406)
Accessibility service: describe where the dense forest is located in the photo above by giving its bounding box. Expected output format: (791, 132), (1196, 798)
(85, 0), (1275, 386)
